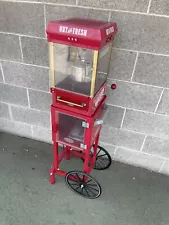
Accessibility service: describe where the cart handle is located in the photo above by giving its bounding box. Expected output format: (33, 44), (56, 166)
(57, 96), (86, 108)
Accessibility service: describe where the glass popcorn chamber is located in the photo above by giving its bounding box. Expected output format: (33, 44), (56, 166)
(46, 18), (117, 199)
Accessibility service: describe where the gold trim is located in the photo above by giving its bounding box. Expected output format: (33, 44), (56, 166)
(90, 51), (99, 98)
(57, 96), (86, 107)
(49, 42), (55, 88)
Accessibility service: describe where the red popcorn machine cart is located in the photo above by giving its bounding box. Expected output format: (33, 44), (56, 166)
(46, 18), (117, 199)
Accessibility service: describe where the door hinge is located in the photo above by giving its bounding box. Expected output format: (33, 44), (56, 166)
(82, 121), (89, 128)
(80, 143), (87, 149)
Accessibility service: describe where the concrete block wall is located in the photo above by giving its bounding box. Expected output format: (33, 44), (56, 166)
(0, 0), (169, 175)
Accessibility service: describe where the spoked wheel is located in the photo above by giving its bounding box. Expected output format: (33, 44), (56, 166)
(81, 145), (112, 170)
(92, 145), (112, 170)
(65, 170), (102, 199)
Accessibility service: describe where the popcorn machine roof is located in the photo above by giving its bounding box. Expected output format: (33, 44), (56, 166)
(46, 18), (117, 50)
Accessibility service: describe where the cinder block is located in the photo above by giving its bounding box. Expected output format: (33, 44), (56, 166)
(0, 102), (10, 119)
(156, 89), (169, 115)
(0, 2), (44, 37)
(150, 0), (169, 15)
(44, 0), (76, 3)
(0, 83), (28, 106)
(78, 0), (149, 12)
(109, 49), (137, 81)
(114, 147), (164, 173)
(21, 37), (48, 67)
(0, 65), (3, 82)
(46, 5), (109, 22)
(28, 89), (51, 112)
(11, 105), (50, 128)
(123, 109), (169, 139)
(110, 12), (169, 54)
(2, 61), (49, 92)
(133, 54), (169, 88)
(104, 105), (124, 128)
(99, 142), (116, 158)
(32, 126), (52, 143)
(100, 126), (145, 150)
(0, 34), (22, 61)
(2, 0), (76, 2)
(142, 136), (169, 159)
(0, 118), (32, 138)
(161, 161), (169, 175)
(107, 80), (162, 112)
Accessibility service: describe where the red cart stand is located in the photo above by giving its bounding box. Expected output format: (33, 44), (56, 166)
(46, 18), (117, 199)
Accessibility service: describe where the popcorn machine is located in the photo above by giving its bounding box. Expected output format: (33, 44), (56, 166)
(46, 18), (117, 199)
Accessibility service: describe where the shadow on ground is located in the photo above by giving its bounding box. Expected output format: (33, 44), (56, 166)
(0, 132), (169, 225)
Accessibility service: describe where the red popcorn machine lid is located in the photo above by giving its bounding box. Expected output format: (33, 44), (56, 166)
(46, 18), (118, 50)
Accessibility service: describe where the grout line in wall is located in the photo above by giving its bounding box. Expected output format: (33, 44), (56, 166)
(26, 89), (31, 108)
(4, 102), (50, 114)
(8, 104), (13, 121)
(107, 102), (166, 116)
(159, 161), (166, 173)
(147, 0), (152, 13)
(0, 63), (5, 83)
(113, 47), (169, 58)
(108, 12), (111, 21)
(0, 81), (50, 94)
(76, 0), (79, 5)
(2, 0), (43, 4)
(0, 117), (48, 130)
(112, 146), (117, 160)
(107, 78), (164, 90)
(1, 29), (169, 58)
(43, 3), (169, 18)
(104, 124), (147, 136)
(121, 127), (147, 136)
(27, 87), (50, 94)
(130, 52), (139, 81)
(31, 125), (51, 131)
(44, 4), (47, 38)
(0, 31), (47, 40)
(0, 0), (76, 7)
(140, 135), (147, 152)
(106, 121), (169, 141)
(31, 125), (34, 138)
(117, 146), (169, 160)
(120, 108), (126, 128)
(0, 59), (49, 69)
(1, 1), (169, 18)
(100, 141), (169, 161)
(154, 89), (164, 113)
(19, 36), (24, 62)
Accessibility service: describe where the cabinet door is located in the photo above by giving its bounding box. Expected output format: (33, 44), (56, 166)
(55, 111), (86, 149)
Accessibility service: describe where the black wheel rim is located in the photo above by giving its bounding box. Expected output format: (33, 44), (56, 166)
(92, 145), (112, 170)
(81, 145), (112, 170)
(65, 171), (101, 199)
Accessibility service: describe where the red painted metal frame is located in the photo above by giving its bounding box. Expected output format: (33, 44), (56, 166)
(50, 96), (105, 182)
(46, 18), (117, 50)
(48, 18), (117, 185)
(50, 131), (101, 181)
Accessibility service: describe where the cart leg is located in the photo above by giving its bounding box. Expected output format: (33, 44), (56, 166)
(83, 130), (101, 176)
(53, 142), (59, 169)
(49, 141), (59, 184)
(93, 131), (100, 161)
(65, 146), (71, 160)
(50, 167), (55, 184)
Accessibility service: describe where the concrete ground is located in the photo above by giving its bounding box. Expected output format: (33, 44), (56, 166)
(0, 132), (169, 225)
